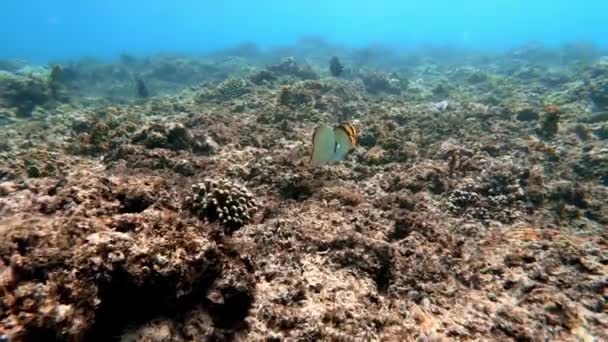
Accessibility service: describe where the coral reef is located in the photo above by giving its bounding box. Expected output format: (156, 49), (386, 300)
(359, 70), (404, 94)
(277, 84), (314, 108)
(249, 69), (276, 85)
(0, 41), (607, 341)
(134, 75), (149, 98)
(0, 71), (53, 116)
(267, 57), (318, 80)
(585, 57), (608, 109)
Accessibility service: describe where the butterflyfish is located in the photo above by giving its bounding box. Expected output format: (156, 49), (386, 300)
(309, 122), (358, 167)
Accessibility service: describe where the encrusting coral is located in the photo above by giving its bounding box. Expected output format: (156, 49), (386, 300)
(187, 178), (258, 233)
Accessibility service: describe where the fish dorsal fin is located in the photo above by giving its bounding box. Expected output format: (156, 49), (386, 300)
(309, 125), (336, 167)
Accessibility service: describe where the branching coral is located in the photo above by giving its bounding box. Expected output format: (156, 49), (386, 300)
(188, 179), (258, 232)
(217, 78), (247, 99)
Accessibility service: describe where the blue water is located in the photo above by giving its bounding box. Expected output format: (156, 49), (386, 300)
(2, 0), (607, 62)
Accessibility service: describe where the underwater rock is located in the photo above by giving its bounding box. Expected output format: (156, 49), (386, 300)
(64, 107), (144, 156)
(395, 141), (419, 162)
(359, 70), (402, 95)
(0, 172), (255, 341)
(538, 105), (560, 139)
(431, 82), (450, 99)
(187, 178), (258, 233)
(249, 69), (277, 85)
(320, 186), (366, 206)
(0, 71), (53, 116)
(583, 111), (608, 123)
(560, 41), (604, 64)
(514, 106), (540, 121)
(275, 81), (335, 110)
(575, 146), (608, 185)
(585, 58), (608, 110)
(132, 123), (217, 155)
(594, 124), (608, 139)
(588, 83), (608, 110)
(267, 57), (318, 80)
(573, 124), (591, 141)
(540, 69), (572, 87)
(329, 56), (344, 77)
(357, 125), (380, 147)
(466, 70), (489, 84)
(277, 85), (313, 108)
(510, 43), (554, 63)
(57, 55), (233, 102)
(336, 101), (358, 122)
(363, 146), (388, 165)
(134, 75), (149, 98)
(45, 64), (67, 101)
(120, 320), (176, 342)
(119, 53), (139, 66)
(448, 158), (527, 223)
(0, 59), (27, 73)
(0, 108), (17, 125)
(511, 65), (546, 80)
(214, 42), (261, 59)
(588, 78), (608, 110)
(147, 57), (210, 84)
